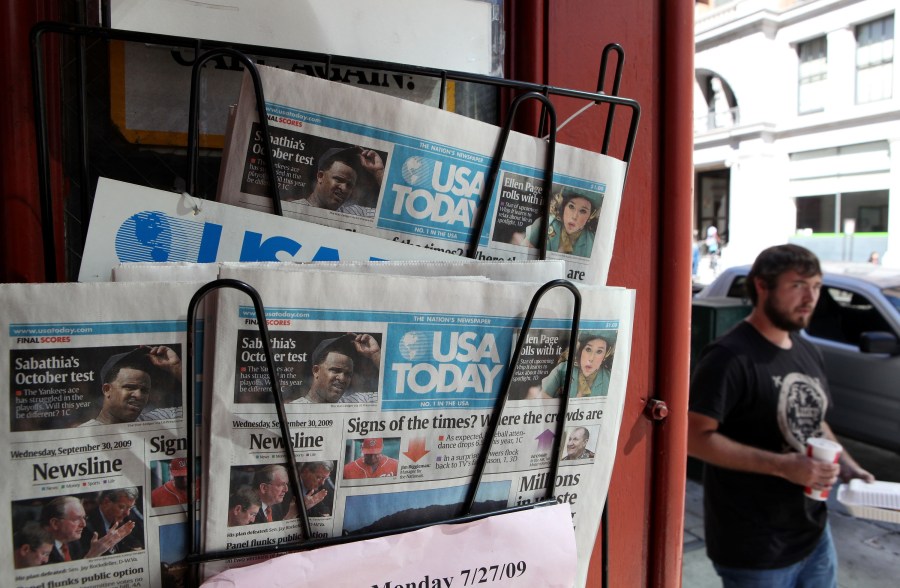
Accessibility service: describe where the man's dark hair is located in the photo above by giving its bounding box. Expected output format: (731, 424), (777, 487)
(229, 486), (261, 510)
(310, 335), (357, 369)
(745, 244), (821, 304)
(14, 521), (53, 550)
(300, 461), (334, 474)
(101, 348), (155, 384)
(99, 487), (139, 503)
(318, 147), (360, 173)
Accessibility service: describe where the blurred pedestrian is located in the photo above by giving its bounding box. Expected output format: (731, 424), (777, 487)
(692, 231), (701, 280)
(688, 244), (874, 587)
(706, 226), (722, 272)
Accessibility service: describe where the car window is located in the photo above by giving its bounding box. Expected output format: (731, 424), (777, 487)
(807, 287), (895, 345)
(884, 287), (900, 315)
(726, 276), (748, 299)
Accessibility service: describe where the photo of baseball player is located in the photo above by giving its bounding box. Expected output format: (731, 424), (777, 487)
(290, 333), (381, 404)
(150, 458), (194, 507)
(79, 345), (182, 426)
(287, 145), (386, 218)
(343, 438), (400, 479)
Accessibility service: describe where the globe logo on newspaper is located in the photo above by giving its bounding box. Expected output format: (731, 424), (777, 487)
(399, 331), (431, 361)
(400, 156), (436, 188)
(114, 211), (205, 262)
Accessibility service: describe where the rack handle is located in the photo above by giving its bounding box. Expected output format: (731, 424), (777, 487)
(186, 49), (285, 215)
(468, 92), (557, 260)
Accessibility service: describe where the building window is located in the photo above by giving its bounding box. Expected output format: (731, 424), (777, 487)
(796, 195), (835, 233)
(795, 190), (889, 234)
(696, 168), (729, 242)
(798, 37), (827, 113)
(856, 15), (894, 104)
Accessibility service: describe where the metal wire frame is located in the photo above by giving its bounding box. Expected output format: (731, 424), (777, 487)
(468, 92), (557, 260)
(186, 49), (284, 215)
(465, 279), (581, 513)
(31, 21), (640, 282)
(182, 278), (583, 572)
(184, 280), (310, 564)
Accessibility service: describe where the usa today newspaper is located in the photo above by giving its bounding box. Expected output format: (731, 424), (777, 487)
(78, 177), (461, 283)
(202, 266), (635, 588)
(216, 65), (627, 285)
(0, 281), (204, 588)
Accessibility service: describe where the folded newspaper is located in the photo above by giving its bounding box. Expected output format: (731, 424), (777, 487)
(79, 177), (462, 282)
(216, 65), (628, 285)
(202, 266), (635, 587)
(0, 281), (204, 588)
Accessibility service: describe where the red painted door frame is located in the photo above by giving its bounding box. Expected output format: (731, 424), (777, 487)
(0, 0), (63, 283)
(507, 1), (694, 585)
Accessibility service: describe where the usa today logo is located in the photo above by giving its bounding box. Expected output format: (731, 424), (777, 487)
(114, 211), (217, 263)
(112, 211), (363, 263)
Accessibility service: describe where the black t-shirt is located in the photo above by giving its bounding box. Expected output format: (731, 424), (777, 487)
(689, 321), (830, 569)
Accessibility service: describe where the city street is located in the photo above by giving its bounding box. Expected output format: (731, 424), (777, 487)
(683, 437), (900, 587)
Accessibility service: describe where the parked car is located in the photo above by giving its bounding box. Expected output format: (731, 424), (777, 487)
(694, 265), (900, 452)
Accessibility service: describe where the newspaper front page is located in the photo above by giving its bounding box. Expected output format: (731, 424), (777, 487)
(217, 65), (628, 285)
(202, 268), (634, 587)
(0, 281), (206, 588)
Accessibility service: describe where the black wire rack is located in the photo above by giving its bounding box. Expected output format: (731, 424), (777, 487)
(31, 22), (638, 585)
(183, 278), (583, 583)
(31, 21), (640, 282)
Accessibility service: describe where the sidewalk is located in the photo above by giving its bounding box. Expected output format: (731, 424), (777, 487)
(682, 478), (900, 587)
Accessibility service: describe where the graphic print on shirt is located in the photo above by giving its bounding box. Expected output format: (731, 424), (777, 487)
(775, 372), (828, 452)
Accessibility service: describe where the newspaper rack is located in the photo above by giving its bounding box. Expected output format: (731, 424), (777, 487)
(28, 21), (632, 585)
(182, 278), (584, 580)
(30, 21), (640, 281)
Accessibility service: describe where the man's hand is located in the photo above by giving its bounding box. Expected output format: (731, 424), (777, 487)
(358, 149), (385, 183)
(283, 500), (299, 520)
(820, 423), (875, 483)
(146, 345), (182, 380)
(304, 487), (328, 510)
(84, 520), (136, 558)
(351, 334), (381, 365)
(775, 452), (840, 490)
(689, 412), (841, 490)
(840, 462), (875, 483)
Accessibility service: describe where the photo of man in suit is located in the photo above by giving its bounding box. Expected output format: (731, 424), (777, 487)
(251, 465), (297, 524)
(80, 488), (144, 556)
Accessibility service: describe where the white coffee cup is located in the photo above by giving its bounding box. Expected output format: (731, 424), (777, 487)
(804, 437), (842, 501)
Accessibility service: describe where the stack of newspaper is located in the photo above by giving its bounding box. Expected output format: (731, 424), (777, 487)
(216, 64), (628, 285)
(1, 261), (634, 588)
(20, 47), (636, 588)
